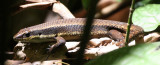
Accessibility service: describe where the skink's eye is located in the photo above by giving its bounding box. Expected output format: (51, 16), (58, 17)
(55, 34), (58, 37)
(38, 33), (42, 36)
(25, 33), (30, 37)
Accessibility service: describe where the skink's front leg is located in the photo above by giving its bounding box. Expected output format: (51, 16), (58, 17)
(48, 37), (66, 53)
(46, 36), (66, 59)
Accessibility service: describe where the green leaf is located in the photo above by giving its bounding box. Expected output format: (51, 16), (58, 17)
(82, 0), (91, 10)
(85, 42), (160, 65)
(132, 4), (160, 32)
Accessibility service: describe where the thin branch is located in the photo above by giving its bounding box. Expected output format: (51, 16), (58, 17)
(125, 0), (136, 46)
(75, 0), (99, 65)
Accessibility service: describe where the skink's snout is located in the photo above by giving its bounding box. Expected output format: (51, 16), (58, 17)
(13, 33), (23, 40)
(13, 28), (29, 41)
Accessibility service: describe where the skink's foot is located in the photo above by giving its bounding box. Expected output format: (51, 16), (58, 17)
(116, 41), (125, 47)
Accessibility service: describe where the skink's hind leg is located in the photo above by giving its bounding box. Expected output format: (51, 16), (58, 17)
(108, 29), (125, 47)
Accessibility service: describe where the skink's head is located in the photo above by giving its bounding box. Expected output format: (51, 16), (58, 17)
(13, 27), (57, 43)
(13, 28), (32, 42)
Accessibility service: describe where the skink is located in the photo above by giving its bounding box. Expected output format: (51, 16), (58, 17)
(13, 18), (144, 47)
